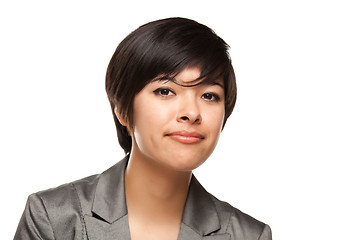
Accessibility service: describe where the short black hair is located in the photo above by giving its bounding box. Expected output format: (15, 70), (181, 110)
(106, 17), (237, 153)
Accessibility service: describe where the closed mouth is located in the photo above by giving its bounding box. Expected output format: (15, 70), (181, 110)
(165, 131), (204, 144)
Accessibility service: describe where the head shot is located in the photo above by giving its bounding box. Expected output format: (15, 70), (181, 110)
(105, 17), (237, 155)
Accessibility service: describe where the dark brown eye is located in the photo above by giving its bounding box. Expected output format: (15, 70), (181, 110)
(202, 92), (220, 101)
(153, 88), (175, 96)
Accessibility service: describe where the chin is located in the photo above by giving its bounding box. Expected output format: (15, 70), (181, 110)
(166, 154), (209, 172)
(170, 163), (203, 172)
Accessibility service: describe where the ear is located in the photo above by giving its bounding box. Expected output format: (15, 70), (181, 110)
(114, 107), (128, 127)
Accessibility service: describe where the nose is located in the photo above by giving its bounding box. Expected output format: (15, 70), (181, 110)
(176, 98), (202, 124)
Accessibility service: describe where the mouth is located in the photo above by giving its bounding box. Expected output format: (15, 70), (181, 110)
(165, 131), (205, 144)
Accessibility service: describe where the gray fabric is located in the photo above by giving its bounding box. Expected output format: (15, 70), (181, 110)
(14, 155), (272, 240)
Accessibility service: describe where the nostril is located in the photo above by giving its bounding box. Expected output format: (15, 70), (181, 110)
(181, 116), (189, 121)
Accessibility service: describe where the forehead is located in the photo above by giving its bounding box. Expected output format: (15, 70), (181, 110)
(175, 67), (201, 83)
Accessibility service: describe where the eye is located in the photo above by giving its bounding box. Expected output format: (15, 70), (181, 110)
(153, 88), (175, 97)
(202, 92), (221, 102)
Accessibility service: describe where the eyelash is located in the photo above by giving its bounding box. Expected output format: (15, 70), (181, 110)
(153, 88), (175, 96)
(201, 92), (221, 102)
(153, 88), (221, 102)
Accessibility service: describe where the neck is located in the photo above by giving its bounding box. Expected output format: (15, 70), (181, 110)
(125, 149), (192, 222)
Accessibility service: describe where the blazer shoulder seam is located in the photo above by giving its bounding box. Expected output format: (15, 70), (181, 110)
(71, 182), (87, 240)
(34, 193), (56, 238)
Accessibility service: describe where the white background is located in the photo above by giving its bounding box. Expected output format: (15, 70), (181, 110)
(1, 0), (348, 239)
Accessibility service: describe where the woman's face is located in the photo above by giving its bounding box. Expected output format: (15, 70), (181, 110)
(129, 67), (225, 172)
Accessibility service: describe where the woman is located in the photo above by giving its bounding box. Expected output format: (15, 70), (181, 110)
(14, 17), (272, 240)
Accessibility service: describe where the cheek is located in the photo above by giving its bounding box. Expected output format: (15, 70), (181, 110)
(149, 103), (174, 124)
(201, 107), (225, 158)
(205, 106), (225, 132)
(132, 99), (175, 157)
(133, 99), (173, 137)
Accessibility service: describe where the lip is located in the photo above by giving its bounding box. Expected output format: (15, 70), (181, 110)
(166, 131), (204, 144)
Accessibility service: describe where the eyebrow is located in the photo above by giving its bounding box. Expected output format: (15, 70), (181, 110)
(210, 82), (224, 89)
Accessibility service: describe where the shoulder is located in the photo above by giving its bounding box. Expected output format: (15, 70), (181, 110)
(35, 173), (100, 212)
(30, 157), (128, 221)
(30, 174), (100, 239)
(15, 173), (101, 240)
(210, 195), (272, 240)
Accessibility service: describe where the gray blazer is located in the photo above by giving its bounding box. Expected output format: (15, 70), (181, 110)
(14, 156), (272, 240)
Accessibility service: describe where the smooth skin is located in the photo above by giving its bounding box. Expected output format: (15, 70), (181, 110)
(115, 67), (225, 240)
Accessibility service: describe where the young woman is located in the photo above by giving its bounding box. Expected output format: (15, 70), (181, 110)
(15, 17), (272, 240)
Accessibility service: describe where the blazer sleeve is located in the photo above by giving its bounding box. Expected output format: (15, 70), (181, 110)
(258, 224), (272, 240)
(14, 193), (55, 240)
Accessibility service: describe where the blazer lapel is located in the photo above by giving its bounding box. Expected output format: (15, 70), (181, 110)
(84, 215), (130, 240)
(178, 223), (230, 240)
(179, 176), (231, 240)
(203, 235), (231, 240)
(84, 156), (131, 240)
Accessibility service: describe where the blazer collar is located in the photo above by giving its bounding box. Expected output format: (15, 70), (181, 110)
(91, 155), (128, 223)
(181, 175), (220, 235)
(88, 155), (225, 238)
